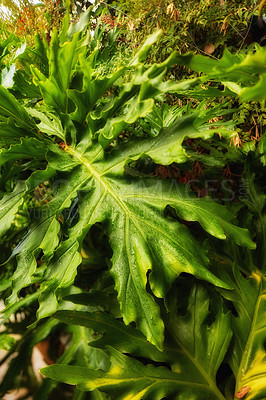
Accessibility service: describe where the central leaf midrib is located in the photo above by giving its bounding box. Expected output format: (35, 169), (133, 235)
(169, 330), (227, 400)
(69, 148), (200, 280)
(69, 148), (133, 217)
(68, 148), (211, 291)
(69, 147), (232, 245)
(89, 376), (214, 387)
(69, 147), (159, 338)
(70, 362), (221, 388)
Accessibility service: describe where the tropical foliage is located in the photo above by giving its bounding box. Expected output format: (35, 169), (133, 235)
(0, 4), (265, 400)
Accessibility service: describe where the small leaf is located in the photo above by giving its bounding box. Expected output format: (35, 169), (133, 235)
(0, 334), (16, 351)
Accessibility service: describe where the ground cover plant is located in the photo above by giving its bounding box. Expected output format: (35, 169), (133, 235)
(0, 5), (265, 400)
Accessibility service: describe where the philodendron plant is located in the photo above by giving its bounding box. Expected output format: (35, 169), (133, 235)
(0, 9), (265, 400)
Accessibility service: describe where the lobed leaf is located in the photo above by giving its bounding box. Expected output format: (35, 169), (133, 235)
(43, 282), (232, 399)
(221, 267), (266, 400)
(0, 86), (35, 130)
(172, 47), (266, 100)
(0, 16), (255, 349)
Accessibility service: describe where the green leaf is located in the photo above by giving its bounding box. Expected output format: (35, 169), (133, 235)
(41, 349), (194, 398)
(0, 318), (59, 395)
(0, 137), (46, 167)
(0, 18), (255, 349)
(0, 334), (16, 351)
(130, 30), (162, 65)
(173, 47), (266, 83)
(0, 181), (27, 236)
(6, 168), (82, 306)
(0, 167), (55, 237)
(0, 291), (39, 324)
(0, 120), (30, 146)
(34, 133), (251, 348)
(0, 86), (35, 130)
(31, 29), (86, 115)
(6, 100), (254, 349)
(219, 266), (266, 400)
(257, 133), (266, 166)
(172, 47), (266, 101)
(33, 320), (109, 400)
(53, 309), (165, 362)
(240, 169), (266, 271)
(66, 9), (92, 40)
(27, 109), (65, 140)
(42, 282), (232, 399)
(63, 291), (119, 311)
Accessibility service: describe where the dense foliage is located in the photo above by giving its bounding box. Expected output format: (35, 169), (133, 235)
(0, 3), (265, 400)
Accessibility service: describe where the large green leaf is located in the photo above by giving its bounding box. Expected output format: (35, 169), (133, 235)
(32, 110), (255, 349)
(31, 124), (255, 348)
(0, 15), (255, 349)
(173, 47), (266, 101)
(42, 282), (232, 399)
